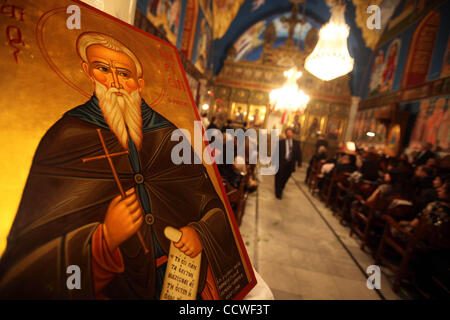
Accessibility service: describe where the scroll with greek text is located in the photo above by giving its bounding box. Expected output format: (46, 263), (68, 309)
(160, 226), (201, 300)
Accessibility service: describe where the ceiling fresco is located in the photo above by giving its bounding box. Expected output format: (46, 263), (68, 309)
(232, 12), (319, 62)
(212, 0), (372, 95)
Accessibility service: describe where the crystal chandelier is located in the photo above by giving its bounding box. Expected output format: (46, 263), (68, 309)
(304, 3), (354, 81)
(270, 67), (310, 113)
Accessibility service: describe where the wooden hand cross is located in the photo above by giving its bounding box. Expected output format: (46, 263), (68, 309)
(82, 129), (149, 254)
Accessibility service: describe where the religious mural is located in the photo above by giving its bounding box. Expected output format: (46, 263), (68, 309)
(401, 10), (440, 89)
(232, 12), (317, 62)
(354, 96), (450, 154)
(230, 103), (247, 123)
(326, 118), (343, 141)
(352, 0), (401, 50)
(185, 72), (199, 102)
(212, 0), (246, 39)
(248, 105), (266, 128)
(368, 38), (401, 97)
(306, 116), (321, 139)
(192, 8), (212, 73)
(0, 0), (255, 300)
(199, 0), (212, 22)
(358, 0), (449, 156)
(352, 107), (388, 148)
(385, 124), (401, 157)
(409, 96), (450, 152)
(441, 36), (450, 78)
(233, 21), (265, 62)
(144, 0), (184, 45)
(290, 113), (302, 136)
(376, 0), (440, 48)
(178, 0), (197, 59)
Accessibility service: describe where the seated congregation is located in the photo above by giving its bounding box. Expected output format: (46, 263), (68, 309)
(305, 142), (450, 299)
(214, 130), (259, 226)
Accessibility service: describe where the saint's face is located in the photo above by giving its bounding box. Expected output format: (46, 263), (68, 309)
(83, 44), (143, 95)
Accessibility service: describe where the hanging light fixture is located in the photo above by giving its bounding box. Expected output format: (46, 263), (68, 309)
(270, 67), (310, 113)
(304, 2), (354, 81)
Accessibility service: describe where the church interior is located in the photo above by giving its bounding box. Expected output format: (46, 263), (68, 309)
(1, 0), (450, 301)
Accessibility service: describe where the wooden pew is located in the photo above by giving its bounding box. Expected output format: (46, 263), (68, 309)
(224, 170), (250, 226)
(375, 214), (428, 292)
(308, 160), (326, 195)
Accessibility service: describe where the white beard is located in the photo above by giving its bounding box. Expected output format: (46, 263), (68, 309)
(95, 80), (143, 150)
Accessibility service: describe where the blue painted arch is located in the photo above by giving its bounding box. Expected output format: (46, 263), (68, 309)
(212, 0), (372, 96)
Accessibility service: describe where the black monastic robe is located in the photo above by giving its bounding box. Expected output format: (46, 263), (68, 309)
(0, 96), (247, 299)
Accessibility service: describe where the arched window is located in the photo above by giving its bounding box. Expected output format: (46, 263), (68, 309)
(401, 10), (440, 89)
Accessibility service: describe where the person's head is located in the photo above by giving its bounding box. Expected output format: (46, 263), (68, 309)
(201, 112), (208, 118)
(422, 142), (433, 152)
(211, 116), (217, 124)
(227, 119), (232, 125)
(285, 128), (294, 139)
(385, 169), (405, 185)
(77, 32), (144, 150)
(437, 182), (450, 201)
(425, 157), (438, 168)
(341, 154), (350, 164)
(78, 32), (144, 94)
(415, 165), (433, 178)
(318, 146), (327, 155)
(423, 165), (434, 177)
(434, 176), (444, 188)
(434, 172), (450, 188)
(415, 165), (424, 178)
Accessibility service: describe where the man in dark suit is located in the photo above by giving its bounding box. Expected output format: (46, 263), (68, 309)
(413, 142), (435, 167)
(275, 128), (302, 199)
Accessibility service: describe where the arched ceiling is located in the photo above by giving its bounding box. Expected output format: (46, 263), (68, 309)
(212, 0), (379, 96)
(232, 12), (320, 62)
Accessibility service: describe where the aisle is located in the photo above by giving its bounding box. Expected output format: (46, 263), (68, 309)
(240, 167), (400, 300)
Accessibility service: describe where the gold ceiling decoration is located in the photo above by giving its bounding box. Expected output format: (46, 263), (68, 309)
(353, 0), (383, 49)
(260, 0), (315, 68)
(213, 0), (246, 39)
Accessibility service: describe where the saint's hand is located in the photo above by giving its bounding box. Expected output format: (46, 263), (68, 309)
(103, 188), (143, 252)
(174, 226), (203, 258)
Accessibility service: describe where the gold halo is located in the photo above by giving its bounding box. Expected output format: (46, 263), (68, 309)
(36, 6), (167, 108)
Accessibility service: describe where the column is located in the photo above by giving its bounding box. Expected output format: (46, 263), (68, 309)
(344, 96), (360, 142)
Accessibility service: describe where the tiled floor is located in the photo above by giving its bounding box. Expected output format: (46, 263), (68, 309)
(240, 167), (405, 300)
